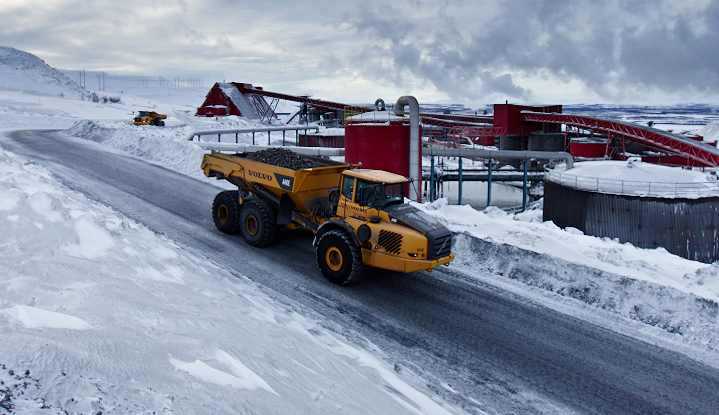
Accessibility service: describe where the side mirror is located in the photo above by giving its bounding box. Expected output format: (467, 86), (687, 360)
(328, 187), (340, 203)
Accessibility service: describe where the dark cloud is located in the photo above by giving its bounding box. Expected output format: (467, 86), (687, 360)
(339, 0), (719, 103)
(2, 0), (717, 104)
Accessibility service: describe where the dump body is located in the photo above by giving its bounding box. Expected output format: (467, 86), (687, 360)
(201, 151), (349, 218)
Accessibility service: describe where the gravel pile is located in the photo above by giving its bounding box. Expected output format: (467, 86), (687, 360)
(244, 147), (328, 170)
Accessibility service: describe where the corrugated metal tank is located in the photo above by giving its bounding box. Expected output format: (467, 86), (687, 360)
(544, 180), (719, 263)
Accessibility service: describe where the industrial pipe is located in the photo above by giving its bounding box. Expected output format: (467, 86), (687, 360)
(394, 96), (421, 200)
(374, 98), (386, 111)
(192, 142), (345, 157)
(425, 147), (574, 169)
(185, 125), (320, 142)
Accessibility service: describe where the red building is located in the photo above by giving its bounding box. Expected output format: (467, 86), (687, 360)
(196, 82), (275, 119)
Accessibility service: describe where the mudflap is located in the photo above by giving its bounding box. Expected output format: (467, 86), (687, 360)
(277, 193), (295, 225)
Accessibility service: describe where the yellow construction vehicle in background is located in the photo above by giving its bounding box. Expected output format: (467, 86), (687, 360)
(133, 111), (167, 126)
(201, 148), (454, 285)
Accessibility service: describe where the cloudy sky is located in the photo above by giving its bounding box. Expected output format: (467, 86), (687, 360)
(2, 0), (718, 108)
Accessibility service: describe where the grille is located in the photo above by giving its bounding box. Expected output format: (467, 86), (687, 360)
(427, 229), (452, 259)
(378, 230), (402, 255)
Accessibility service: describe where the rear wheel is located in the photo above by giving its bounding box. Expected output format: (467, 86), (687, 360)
(240, 198), (277, 247)
(212, 190), (241, 234)
(316, 230), (366, 285)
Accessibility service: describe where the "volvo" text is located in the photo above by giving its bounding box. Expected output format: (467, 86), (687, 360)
(248, 170), (273, 181)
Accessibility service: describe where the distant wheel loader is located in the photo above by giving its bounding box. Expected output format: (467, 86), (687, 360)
(133, 111), (166, 126)
(201, 147), (454, 285)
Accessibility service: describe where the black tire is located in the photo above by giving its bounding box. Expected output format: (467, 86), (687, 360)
(240, 198), (277, 247)
(316, 230), (366, 285)
(212, 190), (241, 234)
(158, 120), (165, 126)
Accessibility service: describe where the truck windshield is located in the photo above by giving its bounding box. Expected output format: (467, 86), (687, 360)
(138, 111), (149, 116)
(356, 181), (405, 209)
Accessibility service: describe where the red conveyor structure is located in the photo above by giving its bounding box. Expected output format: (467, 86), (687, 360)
(240, 84), (355, 112)
(230, 84), (719, 167)
(521, 112), (719, 167)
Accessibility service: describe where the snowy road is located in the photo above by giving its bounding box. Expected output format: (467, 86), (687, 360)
(5, 130), (719, 414)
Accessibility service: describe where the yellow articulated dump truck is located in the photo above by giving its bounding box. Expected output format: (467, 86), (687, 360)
(201, 147), (454, 285)
(132, 111), (167, 126)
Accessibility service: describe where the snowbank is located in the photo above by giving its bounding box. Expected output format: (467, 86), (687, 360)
(65, 119), (212, 181)
(415, 199), (719, 351)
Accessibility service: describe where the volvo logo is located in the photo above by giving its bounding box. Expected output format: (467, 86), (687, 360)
(249, 170), (273, 181)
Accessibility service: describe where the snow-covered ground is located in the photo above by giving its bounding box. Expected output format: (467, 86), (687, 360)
(0, 146), (458, 414)
(2, 46), (719, 413)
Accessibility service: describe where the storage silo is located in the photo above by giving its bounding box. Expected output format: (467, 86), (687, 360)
(543, 159), (719, 263)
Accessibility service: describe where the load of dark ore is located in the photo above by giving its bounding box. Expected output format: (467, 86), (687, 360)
(243, 147), (328, 170)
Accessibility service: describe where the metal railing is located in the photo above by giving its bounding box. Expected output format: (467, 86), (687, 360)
(185, 126), (320, 146)
(344, 105), (401, 125)
(545, 169), (719, 198)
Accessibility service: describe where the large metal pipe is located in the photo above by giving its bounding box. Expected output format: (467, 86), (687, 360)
(425, 147), (574, 169)
(185, 125), (320, 141)
(192, 142), (345, 157)
(394, 96), (421, 200)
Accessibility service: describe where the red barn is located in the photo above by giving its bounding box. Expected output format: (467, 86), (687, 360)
(196, 82), (275, 119)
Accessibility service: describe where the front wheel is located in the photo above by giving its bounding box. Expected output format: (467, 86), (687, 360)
(316, 230), (366, 285)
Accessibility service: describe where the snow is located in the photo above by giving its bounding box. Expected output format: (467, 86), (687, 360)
(5, 306), (94, 330)
(347, 109), (404, 123)
(218, 82), (260, 119)
(698, 121), (719, 144)
(0, 145), (458, 414)
(169, 350), (278, 395)
(418, 200), (704, 292)
(545, 159), (719, 198)
(0, 47), (84, 99)
(1, 46), (719, 413)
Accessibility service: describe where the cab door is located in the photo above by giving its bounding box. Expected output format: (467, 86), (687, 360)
(336, 175), (355, 218)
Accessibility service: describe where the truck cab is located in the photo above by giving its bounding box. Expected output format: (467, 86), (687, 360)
(336, 169), (406, 218)
(315, 169), (454, 284)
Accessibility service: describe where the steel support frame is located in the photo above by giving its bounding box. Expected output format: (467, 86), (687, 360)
(447, 126), (509, 147)
(521, 112), (719, 167)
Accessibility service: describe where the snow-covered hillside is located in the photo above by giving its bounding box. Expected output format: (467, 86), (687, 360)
(2, 47), (719, 413)
(0, 46), (86, 99)
(699, 121), (719, 143)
